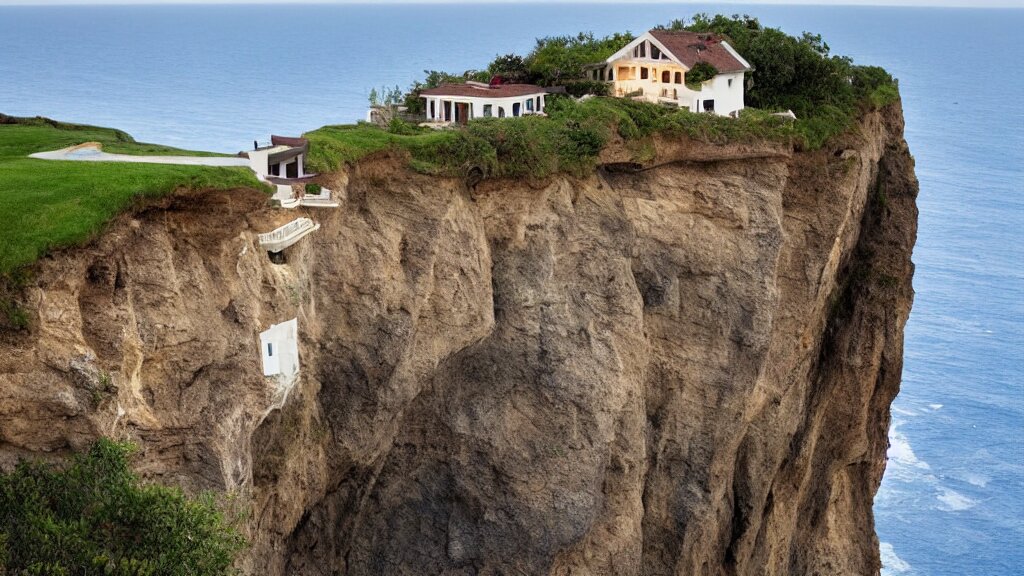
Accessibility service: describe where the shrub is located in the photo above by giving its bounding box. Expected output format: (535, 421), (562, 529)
(305, 183), (322, 195)
(685, 62), (718, 89)
(0, 439), (245, 575)
(563, 80), (611, 97)
(524, 32), (635, 86)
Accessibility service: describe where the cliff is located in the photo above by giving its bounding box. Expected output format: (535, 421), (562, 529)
(0, 104), (917, 576)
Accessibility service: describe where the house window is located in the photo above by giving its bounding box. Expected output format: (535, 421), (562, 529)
(639, 42), (646, 58)
(483, 104), (492, 117)
(599, 68), (605, 81)
(661, 70), (670, 83)
(267, 343), (274, 357)
(536, 96), (541, 110)
(512, 102), (521, 117)
(608, 68), (614, 81)
(498, 107), (506, 118)
(728, 78), (733, 87)
(526, 98), (534, 112)
(429, 100), (435, 119)
(640, 67), (649, 80)
(675, 72), (682, 84)
(703, 99), (715, 113)
(651, 45), (661, 60)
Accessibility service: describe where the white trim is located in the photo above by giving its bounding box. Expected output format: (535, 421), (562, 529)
(605, 32), (688, 71)
(720, 41), (754, 72)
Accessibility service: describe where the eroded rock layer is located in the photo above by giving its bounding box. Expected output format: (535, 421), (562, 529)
(0, 104), (917, 576)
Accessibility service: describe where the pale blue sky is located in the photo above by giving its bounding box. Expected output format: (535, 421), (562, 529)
(1, 0), (1022, 7)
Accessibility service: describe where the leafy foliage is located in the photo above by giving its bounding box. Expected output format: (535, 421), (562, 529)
(685, 62), (719, 89)
(487, 54), (530, 82)
(368, 85), (405, 127)
(0, 439), (246, 575)
(671, 13), (899, 147)
(524, 32), (635, 85)
(305, 96), (795, 181)
(403, 31), (634, 107)
(562, 80), (611, 98)
(310, 14), (900, 180)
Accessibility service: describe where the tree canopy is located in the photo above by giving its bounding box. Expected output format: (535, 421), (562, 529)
(0, 439), (245, 576)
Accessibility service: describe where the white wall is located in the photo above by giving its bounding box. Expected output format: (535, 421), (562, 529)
(247, 148), (272, 176)
(422, 94), (547, 121)
(606, 59), (746, 117)
(704, 72), (745, 116)
(260, 318), (299, 377)
(605, 60), (689, 102)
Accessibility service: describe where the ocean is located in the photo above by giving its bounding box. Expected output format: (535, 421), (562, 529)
(0, 3), (1021, 574)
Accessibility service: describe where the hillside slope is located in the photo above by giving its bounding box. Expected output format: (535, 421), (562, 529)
(0, 103), (917, 576)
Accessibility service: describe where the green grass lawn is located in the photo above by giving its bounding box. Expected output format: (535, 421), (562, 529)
(0, 119), (261, 276)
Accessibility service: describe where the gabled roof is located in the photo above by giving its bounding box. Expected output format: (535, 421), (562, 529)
(419, 83), (547, 99)
(649, 30), (751, 73)
(607, 30), (752, 74)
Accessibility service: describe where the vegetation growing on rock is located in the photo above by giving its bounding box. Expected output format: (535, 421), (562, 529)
(0, 439), (245, 575)
(311, 14), (898, 181)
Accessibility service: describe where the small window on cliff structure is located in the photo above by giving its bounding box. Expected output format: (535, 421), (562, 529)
(267, 343), (273, 357)
(728, 78), (733, 87)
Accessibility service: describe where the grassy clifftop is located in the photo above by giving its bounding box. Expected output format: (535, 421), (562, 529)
(306, 13), (899, 181)
(0, 116), (261, 276)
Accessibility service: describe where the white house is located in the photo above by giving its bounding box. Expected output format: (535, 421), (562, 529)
(259, 318), (300, 378)
(420, 82), (548, 123)
(590, 30), (753, 117)
(246, 135), (309, 180)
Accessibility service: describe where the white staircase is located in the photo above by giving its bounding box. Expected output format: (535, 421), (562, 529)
(258, 217), (320, 253)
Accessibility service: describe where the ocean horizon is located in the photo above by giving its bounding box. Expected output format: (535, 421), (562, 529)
(1, 3), (1021, 575)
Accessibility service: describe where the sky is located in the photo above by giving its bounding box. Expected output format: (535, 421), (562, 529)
(1, 0), (1021, 7)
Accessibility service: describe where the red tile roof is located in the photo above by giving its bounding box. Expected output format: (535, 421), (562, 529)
(648, 30), (751, 74)
(419, 83), (547, 98)
(271, 135), (309, 148)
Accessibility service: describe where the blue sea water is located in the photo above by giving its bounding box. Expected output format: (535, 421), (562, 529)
(0, 3), (1021, 574)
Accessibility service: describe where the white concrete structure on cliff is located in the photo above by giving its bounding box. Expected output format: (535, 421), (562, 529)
(420, 82), (548, 124)
(259, 319), (299, 378)
(590, 30), (753, 117)
(246, 135), (309, 180)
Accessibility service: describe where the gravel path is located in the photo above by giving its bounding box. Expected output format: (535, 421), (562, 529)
(30, 144), (251, 167)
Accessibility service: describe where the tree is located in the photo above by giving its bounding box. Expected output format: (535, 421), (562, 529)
(368, 85), (405, 127)
(488, 54), (530, 83)
(0, 439), (245, 576)
(524, 31), (635, 85)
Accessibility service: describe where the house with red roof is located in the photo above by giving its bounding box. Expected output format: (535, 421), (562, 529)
(420, 81), (549, 124)
(590, 29), (753, 117)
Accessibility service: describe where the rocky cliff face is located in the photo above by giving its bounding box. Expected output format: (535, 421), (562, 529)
(0, 105), (917, 576)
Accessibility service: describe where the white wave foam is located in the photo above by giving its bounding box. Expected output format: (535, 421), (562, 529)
(928, 403), (943, 410)
(961, 471), (989, 487)
(937, 487), (977, 511)
(887, 422), (930, 471)
(880, 541), (912, 575)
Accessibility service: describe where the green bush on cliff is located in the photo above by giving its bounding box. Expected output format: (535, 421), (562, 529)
(0, 439), (245, 575)
(668, 13), (900, 147)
